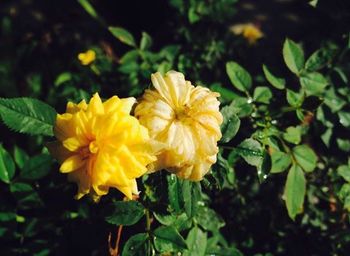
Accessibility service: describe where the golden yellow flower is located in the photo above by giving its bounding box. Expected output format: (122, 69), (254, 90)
(78, 49), (96, 65)
(230, 23), (263, 44)
(47, 93), (156, 200)
(135, 71), (223, 181)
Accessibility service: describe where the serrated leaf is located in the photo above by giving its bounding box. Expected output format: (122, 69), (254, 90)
(293, 145), (317, 173)
(0, 144), (15, 183)
(109, 27), (136, 47)
(283, 39), (305, 75)
(182, 181), (201, 218)
(20, 154), (52, 180)
(122, 233), (148, 256)
(284, 164), (306, 220)
(154, 226), (188, 252)
(253, 86), (273, 104)
(184, 227), (207, 256)
(105, 201), (144, 226)
(226, 61), (252, 92)
(0, 97), (56, 136)
(300, 72), (328, 95)
(270, 151), (292, 173)
(262, 64), (285, 89)
(220, 105), (240, 143)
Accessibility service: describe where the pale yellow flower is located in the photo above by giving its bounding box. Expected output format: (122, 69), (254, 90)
(47, 93), (156, 200)
(230, 23), (263, 44)
(78, 49), (96, 65)
(135, 71), (223, 181)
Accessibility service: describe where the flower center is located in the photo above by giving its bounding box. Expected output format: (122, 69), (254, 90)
(174, 105), (190, 121)
(79, 140), (99, 160)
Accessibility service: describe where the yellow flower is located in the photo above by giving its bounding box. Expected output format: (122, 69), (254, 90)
(47, 93), (156, 200)
(135, 71), (223, 181)
(230, 23), (263, 44)
(78, 49), (96, 65)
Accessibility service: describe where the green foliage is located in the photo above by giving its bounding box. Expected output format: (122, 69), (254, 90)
(109, 27), (137, 47)
(283, 38), (305, 75)
(226, 61), (252, 92)
(105, 201), (144, 226)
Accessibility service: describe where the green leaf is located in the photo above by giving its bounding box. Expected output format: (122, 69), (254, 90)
(182, 181), (201, 218)
(0, 144), (15, 183)
(122, 233), (148, 256)
(195, 205), (225, 232)
(20, 154), (52, 180)
(284, 164), (306, 220)
(108, 27), (136, 47)
(337, 138), (350, 152)
(54, 72), (72, 87)
(210, 84), (240, 103)
(253, 86), (273, 104)
(305, 44), (338, 71)
(338, 111), (350, 128)
(270, 151), (292, 173)
(226, 62), (252, 92)
(167, 174), (183, 213)
(293, 145), (317, 173)
(286, 89), (303, 107)
(220, 105), (240, 143)
(140, 32), (152, 50)
(229, 97), (253, 118)
(283, 126), (302, 144)
(262, 64), (286, 89)
(78, 0), (99, 19)
(0, 97), (57, 136)
(237, 138), (263, 167)
(283, 38), (305, 75)
(105, 201), (144, 226)
(154, 226), (188, 252)
(14, 146), (29, 170)
(184, 227), (207, 256)
(300, 72), (328, 95)
(337, 165), (350, 182)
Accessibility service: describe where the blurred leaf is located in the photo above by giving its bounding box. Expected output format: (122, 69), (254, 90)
(122, 233), (148, 256)
(220, 105), (240, 143)
(226, 61), (252, 92)
(54, 72), (72, 87)
(337, 138), (350, 152)
(78, 0), (99, 19)
(293, 145), (317, 173)
(109, 27), (136, 47)
(338, 111), (350, 128)
(211, 84), (240, 103)
(10, 182), (43, 209)
(286, 89), (303, 107)
(237, 138), (263, 167)
(262, 64), (285, 89)
(154, 226), (188, 252)
(283, 126), (301, 144)
(270, 151), (292, 173)
(305, 44), (338, 71)
(0, 98), (56, 136)
(253, 86), (273, 104)
(0, 212), (16, 222)
(195, 205), (225, 232)
(300, 72), (328, 96)
(283, 39), (305, 75)
(284, 164), (306, 220)
(105, 201), (144, 226)
(184, 227), (207, 256)
(14, 146), (29, 170)
(140, 32), (153, 50)
(20, 154), (52, 180)
(0, 144), (15, 183)
(182, 181), (201, 218)
(337, 165), (350, 182)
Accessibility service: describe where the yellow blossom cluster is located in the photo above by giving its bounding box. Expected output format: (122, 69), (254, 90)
(49, 71), (223, 200)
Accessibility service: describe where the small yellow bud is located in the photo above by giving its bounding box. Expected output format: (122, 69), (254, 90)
(78, 49), (96, 65)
